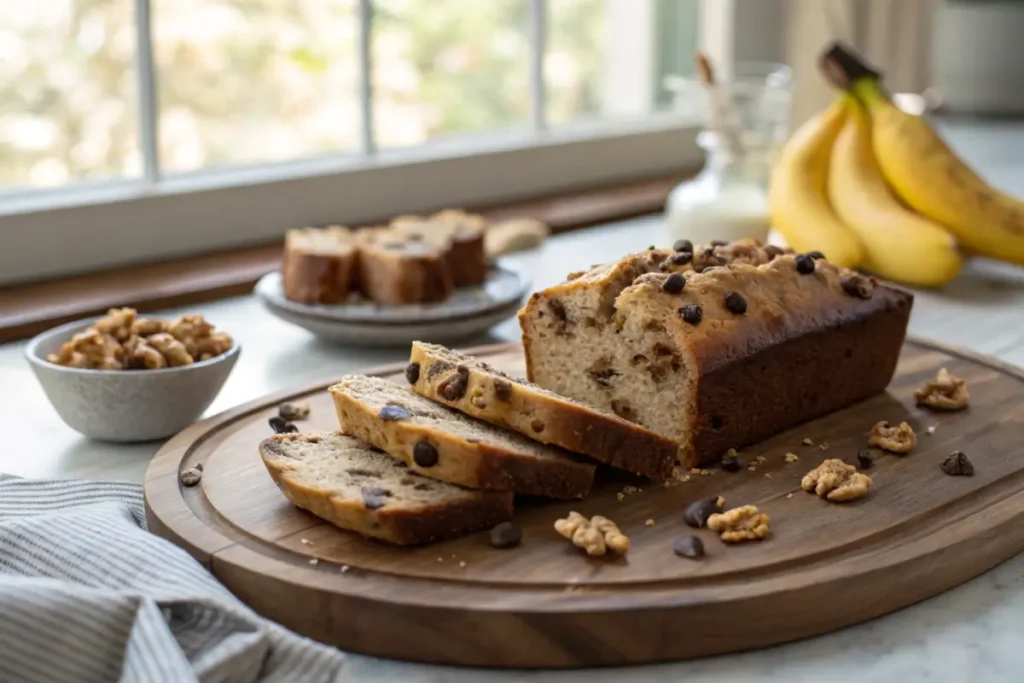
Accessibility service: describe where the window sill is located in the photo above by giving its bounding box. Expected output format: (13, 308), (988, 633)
(0, 170), (695, 344)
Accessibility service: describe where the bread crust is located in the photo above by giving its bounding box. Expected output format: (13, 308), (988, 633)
(392, 210), (489, 287)
(408, 342), (677, 479)
(260, 433), (513, 546)
(356, 228), (454, 305)
(281, 227), (357, 304)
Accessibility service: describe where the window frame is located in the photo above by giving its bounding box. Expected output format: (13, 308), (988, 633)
(0, 0), (781, 286)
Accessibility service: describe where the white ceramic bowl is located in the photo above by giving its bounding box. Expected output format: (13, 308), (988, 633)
(25, 318), (241, 442)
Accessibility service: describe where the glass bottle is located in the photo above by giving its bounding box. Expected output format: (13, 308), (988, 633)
(665, 131), (774, 245)
(663, 61), (793, 246)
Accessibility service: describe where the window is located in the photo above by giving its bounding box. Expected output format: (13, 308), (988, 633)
(1, 0), (762, 285)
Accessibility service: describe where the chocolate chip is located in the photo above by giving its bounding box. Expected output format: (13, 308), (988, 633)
(764, 245), (785, 260)
(673, 536), (705, 559)
(679, 304), (703, 325)
(362, 488), (389, 510)
(702, 247), (716, 258)
(673, 239), (693, 253)
(671, 251), (693, 266)
(439, 367), (470, 401)
(531, 419), (545, 433)
(721, 450), (742, 472)
(724, 291), (747, 314)
(269, 416), (298, 434)
(710, 240), (728, 247)
(662, 273), (686, 294)
(841, 274), (874, 299)
(856, 450), (875, 469)
(683, 497), (724, 528)
(941, 451), (974, 476)
(413, 441), (439, 467)
(278, 401), (310, 421)
(180, 467), (202, 487)
(795, 253), (816, 274)
(493, 379), (513, 401)
(404, 362), (421, 385)
(378, 403), (410, 421)
(489, 522), (522, 549)
(807, 250), (826, 260)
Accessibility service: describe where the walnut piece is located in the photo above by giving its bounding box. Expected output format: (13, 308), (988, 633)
(92, 307), (136, 342)
(46, 308), (233, 371)
(801, 458), (872, 502)
(167, 314), (233, 361)
(868, 421), (917, 454)
(554, 512), (630, 556)
(146, 333), (194, 367)
(47, 328), (125, 370)
(123, 335), (167, 370)
(914, 368), (969, 411)
(707, 505), (770, 543)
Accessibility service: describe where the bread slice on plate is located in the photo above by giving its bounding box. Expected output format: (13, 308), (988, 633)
(356, 227), (454, 305)
(391, 210), (489, 287)
(406, 342), (678, 480)
(329, 375), (596, 499)
(281, 226), (358, 304)
(260, 432), (513, 546)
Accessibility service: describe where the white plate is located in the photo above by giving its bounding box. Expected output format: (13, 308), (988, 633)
(254, 266), (529, 324)
(254, 267), (530, 346)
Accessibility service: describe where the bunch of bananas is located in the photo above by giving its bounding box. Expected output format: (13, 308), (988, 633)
(769, 45), (1024, 287)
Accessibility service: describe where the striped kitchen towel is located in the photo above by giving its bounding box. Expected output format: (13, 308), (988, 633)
(0, 474), (346, 683)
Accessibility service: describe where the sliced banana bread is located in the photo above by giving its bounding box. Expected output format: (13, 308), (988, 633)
(356, 227), (455, 305)
(391, 210), (489, 287)
(406, 342), (678, 479)
(281, 226), (358, 304)
(329, 375), (595, 499)
(260, 432), (513, 546)
(519, 242), (913, 468)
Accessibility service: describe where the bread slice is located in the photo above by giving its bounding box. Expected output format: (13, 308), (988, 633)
(519, 241), (913, 468)
(391, 210), (489, 287)
(281, 226), (358, 304)
(406, 342), (678, 479)
(260, 432), (513, 546)
(355, 227), (454, 305)
(329, 375), (596, 498)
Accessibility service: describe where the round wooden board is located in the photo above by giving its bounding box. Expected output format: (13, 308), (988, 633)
(145, 338), (1024, 668)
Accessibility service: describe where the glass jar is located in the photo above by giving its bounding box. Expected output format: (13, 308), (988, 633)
(663, 61), (793, 245)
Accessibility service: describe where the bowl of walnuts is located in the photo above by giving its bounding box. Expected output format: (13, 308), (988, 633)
(25, 307), (240, 442)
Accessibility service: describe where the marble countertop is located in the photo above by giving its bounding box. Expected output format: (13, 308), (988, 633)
(4, 121), (1024, 681)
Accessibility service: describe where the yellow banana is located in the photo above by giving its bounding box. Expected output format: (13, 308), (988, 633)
(854, 79), (1024, 265)
(828, 97), (962, 287)
(769, 101), (864, 268)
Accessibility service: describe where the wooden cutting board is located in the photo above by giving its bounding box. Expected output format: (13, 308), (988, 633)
(144, 338), (1024, 668)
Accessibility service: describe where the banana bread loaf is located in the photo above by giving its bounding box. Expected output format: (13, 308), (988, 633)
(281, 226), (358, 304)
(519, 241), (913, 468)
(260, 432), (513, 545)
(406, 341), (678, 479)
(330, 375), (596, 498)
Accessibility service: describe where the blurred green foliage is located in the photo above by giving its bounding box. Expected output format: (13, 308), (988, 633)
(1, 0), (690, 189)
